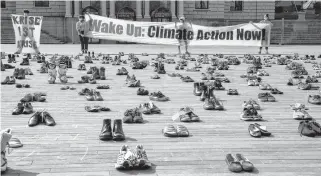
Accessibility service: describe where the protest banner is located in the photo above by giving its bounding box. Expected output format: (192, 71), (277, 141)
(84, 14), (271, 46)
(11, 14), (43, 53)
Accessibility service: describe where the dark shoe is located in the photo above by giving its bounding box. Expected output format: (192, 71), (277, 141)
(28, 111), (41, 127)
(12, 103), (24, 115)
(298, 121), (316, 137)
(96, 85), (110, 89)
(94, 90), (103, 101)
(310, 121), (321, 135)
(100, 67), (106, 80)
(33, 93), (46, 102)
(225, 154), (243, 173)
(113, 119), (125, 141)
(248, 124), (261, 137)
(254, 123), (271, 136)
(235, 154), (254, 172)
(41, 111), (56, 126)
(20, 93), (34, 102)
(123, 109), (134, 123)
(137, 88), (149, 96)
(99, 119), (113, 140)
(17, 68), (26, 79)
(78, 88), (91, 95)
(22, 102), (33, 114)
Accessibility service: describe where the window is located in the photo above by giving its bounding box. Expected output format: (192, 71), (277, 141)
(230, 1), (243, 11)
(34, 1), (49, 7)
(1, 1), (6, 8)
(195, 1), (209, 9)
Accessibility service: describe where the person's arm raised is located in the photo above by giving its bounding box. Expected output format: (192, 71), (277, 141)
(249, 21), (262, 30)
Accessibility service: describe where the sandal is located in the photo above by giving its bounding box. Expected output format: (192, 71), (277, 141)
(176, 125), (189, 137)
(162, 125), (178, 137)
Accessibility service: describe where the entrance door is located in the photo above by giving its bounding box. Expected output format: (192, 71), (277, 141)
(116, 7), (136, 44)
(151, 7), (172, 22)
(82, 6), (100, 44)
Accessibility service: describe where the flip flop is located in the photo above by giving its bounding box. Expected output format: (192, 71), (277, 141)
(177, 125), (189, 137)
(8, 138), (23, 148)
(162, 124), (178, 137)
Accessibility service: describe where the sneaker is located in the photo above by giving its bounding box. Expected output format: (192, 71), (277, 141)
(298, 82), (311, 90)
(149, 91), (169, 101)
(310, 121), (321, 135)
(253, 123), (271, 136)
(293, 108), (312, 120)
(115, 145), (132, 169)
(85, 90), (95, 101)
(93, 90), (103, 101)
(225, 154), (243, 173)
(135, 145), (151, 169)
(137, 88), (149, 96)
(12, 103), (24, 115)
(235, 154), (254, 172)
(176, 125), (190, 137)
(123, 109), (134, 123)
(241, 107), (262, 121)
(162, 124), (178, 137)
(270, 88), (283, 94)
(148, 101), (161, 114)
(139, 103), (151, 114)
(298, 121), (316, 137)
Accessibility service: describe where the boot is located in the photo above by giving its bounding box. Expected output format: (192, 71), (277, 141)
(17, 68), (26, 79)
(100, 67), (106, 80)
(48, 65), (57, 84)
(22, 102), (33, 114)
(12, 102), (24, 115)
(20, 57), (29, 65)
(58, 62), (68, 83)
(1, 60), (5, 71)
(12, 54), (16, 63)
(8, 54), (12, 63)
(99, 119), (113, 140)
(113, 119), (125, 141)
(193, 82), (202, 96)
(92, 67), (100, 79)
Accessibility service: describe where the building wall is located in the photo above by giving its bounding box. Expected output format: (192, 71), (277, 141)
(1, 1), (16, 18)
(14, 1), (65, 17)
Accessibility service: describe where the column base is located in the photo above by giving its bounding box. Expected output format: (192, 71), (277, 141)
(142, 16), (151, 22)
(109, 15), (116, 18)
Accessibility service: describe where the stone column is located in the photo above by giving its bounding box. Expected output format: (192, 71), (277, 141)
(144, 0), (151, 20)
(178, 0), (184, 18)
(74, 1), (80, 17)
(101, 0), (107, 17)
(171, 0), (176, 20)
(109, 0), (116, 18)
(65, 0), (72, 17)
(136, 0), (143, 20)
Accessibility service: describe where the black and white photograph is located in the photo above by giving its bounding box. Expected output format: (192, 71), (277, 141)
(1, 0), (321, 175)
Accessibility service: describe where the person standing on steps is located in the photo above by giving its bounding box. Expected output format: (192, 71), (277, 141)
(250, 14), (273, 54)
(76, 12), (93, 54)
(175, 17), (193, 56)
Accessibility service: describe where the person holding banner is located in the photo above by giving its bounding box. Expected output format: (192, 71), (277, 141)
(14, 9), (41, 54)
(175, 17), (193, 56)
(76, 13), (93, 54)
(250, 14), (273, 54)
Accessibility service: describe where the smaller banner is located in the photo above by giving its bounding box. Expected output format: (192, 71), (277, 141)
(84, 14), (271, 46)
(11, 14), (43, 54)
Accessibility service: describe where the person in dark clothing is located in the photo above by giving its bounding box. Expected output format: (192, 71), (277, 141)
(76, 13), (93, 54)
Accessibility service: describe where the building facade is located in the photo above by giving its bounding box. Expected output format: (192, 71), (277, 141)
(1, 1), (321, 44)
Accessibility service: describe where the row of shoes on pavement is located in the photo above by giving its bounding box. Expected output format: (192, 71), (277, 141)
(78, 88), (103, 101)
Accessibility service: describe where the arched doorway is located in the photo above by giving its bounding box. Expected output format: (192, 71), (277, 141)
(151, 7), (172, 22)
(116, 7), (136, 44)
(82, 6), (100, 44)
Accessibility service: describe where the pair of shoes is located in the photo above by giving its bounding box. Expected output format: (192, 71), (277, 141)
(172, 107), (200, 122)
(299, 120), (321, 137)
(13, 68), (26, 79)
(77, 64), (86, 70)
(305, 76), (318, 83)
(248, 123), (271, 137)
(97, 85), (110, 89)
(20, 93), (46, 102)
(203, 95), (224, 110)
(99, 119), (125, 141)
(123, 108), (144, 123)
(60, 86), (76, 90)
(131, 61), (148, 69)
(225, 154), (254, 173)
(16, 83), (30, 88)
(85, 89), (103, 101)
(28, 111), (56, 127)
(47, 61), (68, 84)
(270, 88), (283, 94)
(258, 92), (276, 102)
(243, 99), (260, 110)
(149, 91), (169, 101)
(116, 67), (128, 75)
(247, 79), (259, 86)
(156, 61), (166, 74)
(240, 106), (262, 121)
(85, 106), (110, 112)
(308, 95), (321, 105)
(297, 82), (311, 90)
(115, 145), (151, 170)
(291, 103), (312, 120)
(1, 76), (15, 84)
(215, 77), (230, 83)
(162, 124), (189, 137)
(138, 102), (161, 114)
(227, 89), (238, 95)
(137, 88), (149, 95)
(7, 54), (16, 63)
(12, 102), (33, 115)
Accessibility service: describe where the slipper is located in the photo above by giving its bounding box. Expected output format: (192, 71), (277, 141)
(176, 125), (189, 137)
(85, 106), (100, 112)
(162, 124), (178, 137)
(8, 138), (23, 148)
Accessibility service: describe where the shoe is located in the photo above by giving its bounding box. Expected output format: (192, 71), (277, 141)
(203, 97), (215, 110)
(97, 85), (110, 89)
(308, 95), (321, 105)
(60, 86), (69, 90)
(225, 154), (243, 173)
(41, 111), (56, 126)
(139, 103), (151, 114)
(33, 93), (46, 102)
(123, 109), (134, 123)
(4, 64), (15, 69)
(86, 90), (95, 101)
(78, 88), (91, 95)
(135, 145), (151, 169)
(298, 121), (316, 137)
(58, 62), (68, 83)
(176, 125), (189, 137)
(87, 67), (93, 74)
(193, 82), (204, 96)
(241, 107), (262, 121)
(151, 74), (160, 79)
(270, 88), (283, 94)
(99, 119), (113, 140)
(115, 145), (131, 170)
(20, 93), (34, 102)
(1, 76), (10, 84)
(92, 67), (100, 80)
(28, 111), (41, 127)
(298, 82), (311, 90)
(293, 108), (312, 120)
(78, 75), (90, 84)
(23, 84), (30, 88)
(235, 154), (254, 172)
(254, 123), (271, 136)
(149, 101), (161, 114)
(99, 67), (106, 80)
(84, 106), (100, 112)
(93, 90), (103, 101)
(137, 88), (149, 96)
(248, 124), (261, 137)
(12, 102), (24, 115)
(149, 91), (169, 101)
(133, 108), (144, 123)
(113, 119), (125, 141)
(310, 121), (321, 135)
(172, 107), (192, 122)
(162, 125), (178, 137)
(48, 64), (57, 84)
(17, 68), (26, 79)
(258, 93), (268, 102)
(24, 68), (33, 75)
